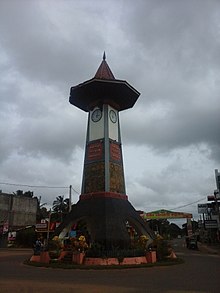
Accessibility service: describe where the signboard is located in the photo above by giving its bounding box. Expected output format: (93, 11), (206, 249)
(35, 221), (60, 232)
(36, 223), (47, 229)
(207, 195), (215, 201)
(204, 220), (218, 229)
(207, 195), (220, 201)
(198, 203), (208, 214)
(87, 141), (103, 161)
(3, 221), (9, 234)
(8, 231), (16, 241)
(141, 209), (192, 219)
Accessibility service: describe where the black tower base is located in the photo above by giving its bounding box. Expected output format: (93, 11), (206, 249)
(54, 195), (154, 250)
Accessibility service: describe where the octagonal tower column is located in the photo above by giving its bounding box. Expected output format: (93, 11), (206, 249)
(81, 102), (126, 198)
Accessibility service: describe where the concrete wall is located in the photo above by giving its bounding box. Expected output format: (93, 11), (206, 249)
(0, 193), (38, 229)
(0, 194), (11, 224)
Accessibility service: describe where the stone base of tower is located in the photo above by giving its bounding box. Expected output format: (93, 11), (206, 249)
(54, 193), (155, 251)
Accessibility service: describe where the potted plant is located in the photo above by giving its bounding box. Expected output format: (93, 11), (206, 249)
(71, 235), (88, 264)
(48, 236), (63, 260)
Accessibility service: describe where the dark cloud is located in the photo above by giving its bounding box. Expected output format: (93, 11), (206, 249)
(0, 0), (107, 87)
(0, 0), (219, 217)
(117, 0), (220, 162)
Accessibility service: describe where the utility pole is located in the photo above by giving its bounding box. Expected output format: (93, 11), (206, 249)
(69, 185), (72, 212)
(46, 209), (51, 244)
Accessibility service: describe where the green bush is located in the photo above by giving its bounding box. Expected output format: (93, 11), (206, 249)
(156, 239), (170, 261)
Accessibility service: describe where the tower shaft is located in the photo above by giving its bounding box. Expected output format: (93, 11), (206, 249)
(81, 104), (126, 199)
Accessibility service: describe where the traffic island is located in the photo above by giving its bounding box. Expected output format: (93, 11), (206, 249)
(29, 250), (156, 266)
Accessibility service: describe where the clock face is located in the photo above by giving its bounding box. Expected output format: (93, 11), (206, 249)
(109, 110), (117, 123)
(91, 109), (102, 122)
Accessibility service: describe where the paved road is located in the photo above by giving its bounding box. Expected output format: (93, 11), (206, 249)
(0, 240), (220, 293)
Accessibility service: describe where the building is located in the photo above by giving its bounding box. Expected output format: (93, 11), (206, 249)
(0, 191), (38, 234)
(197, 169), (220, 243)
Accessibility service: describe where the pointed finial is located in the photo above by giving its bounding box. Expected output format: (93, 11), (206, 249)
(103, 51), (106, 60)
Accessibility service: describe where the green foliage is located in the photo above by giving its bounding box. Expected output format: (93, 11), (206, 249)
(48, 238), (62, 251)
(48, 238), (62, 259)
(36, 206), (49, 222)
(13, 190), (34, 197)
(52, 196), (69, 222)
(156, 240), (170, 261)
(148, 219), (182, 239)
(151, 236), (170, 261)
(52, 196), (69, 213)
(70, 236), (89, 252)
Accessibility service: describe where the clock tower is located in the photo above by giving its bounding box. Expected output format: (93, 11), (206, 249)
(55, 53), (154, 250)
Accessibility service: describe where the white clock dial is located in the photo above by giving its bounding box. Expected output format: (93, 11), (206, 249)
(91, 109), (102, 122)
(109, 110), (117, 123)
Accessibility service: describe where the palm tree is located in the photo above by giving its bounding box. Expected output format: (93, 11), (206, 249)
(36, 196), (48, 221)
(52, 196), (69, 222)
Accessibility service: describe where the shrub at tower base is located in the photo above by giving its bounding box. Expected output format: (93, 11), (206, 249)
(29, 233), (180, 266)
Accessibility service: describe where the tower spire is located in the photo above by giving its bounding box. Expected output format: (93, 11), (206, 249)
(94, 52), (115, 80)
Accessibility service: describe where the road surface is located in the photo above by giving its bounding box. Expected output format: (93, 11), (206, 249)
(0, 239), (219, 293)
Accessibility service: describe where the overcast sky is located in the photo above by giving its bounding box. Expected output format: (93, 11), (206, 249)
(0, 0), (219, 224)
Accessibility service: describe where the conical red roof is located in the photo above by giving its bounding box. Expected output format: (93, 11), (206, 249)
(70, 52), (140, 112)
(94, 52), (115, 80)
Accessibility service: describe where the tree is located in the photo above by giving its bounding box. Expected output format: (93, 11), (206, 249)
(13, 190), (34, 197)
(52, 196), (69, 222)
(148, 219), (169, 235)
(36, 196), (49, 222)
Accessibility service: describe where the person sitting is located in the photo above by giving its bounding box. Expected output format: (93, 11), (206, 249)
(34, 238), (42, 255)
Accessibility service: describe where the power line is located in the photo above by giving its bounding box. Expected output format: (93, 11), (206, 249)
(144, 196), (207, 212)
(0, 181), (69, 189)
(0, 181), (206, 207)
(71, 186), (80, 194)
(0, 181), (80, 194)
(170, 197), (206, 210)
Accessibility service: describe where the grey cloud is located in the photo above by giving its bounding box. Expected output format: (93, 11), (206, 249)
(0, 0), (106, 88)
(0, 0), (219, 218)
